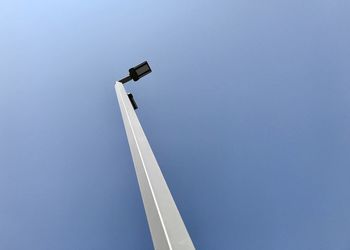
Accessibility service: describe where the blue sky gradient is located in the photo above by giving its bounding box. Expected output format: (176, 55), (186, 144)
(1, 0), (350, 249)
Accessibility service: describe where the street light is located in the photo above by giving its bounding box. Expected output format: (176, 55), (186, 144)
(119, 61), (152, 84)
(115, 61), (195, 249)
(119, 61), (152, 110)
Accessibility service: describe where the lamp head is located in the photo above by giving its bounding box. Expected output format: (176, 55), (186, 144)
(129, 61), (152, 81)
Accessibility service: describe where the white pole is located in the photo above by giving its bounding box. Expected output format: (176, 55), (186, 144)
(115, 82), (195, 250)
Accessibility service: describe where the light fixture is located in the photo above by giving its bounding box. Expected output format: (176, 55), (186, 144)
(119, 61), (152, 84)
(118, 61), (152, 109)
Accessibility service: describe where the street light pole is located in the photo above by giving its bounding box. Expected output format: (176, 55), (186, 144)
(115, 62), (195, 250)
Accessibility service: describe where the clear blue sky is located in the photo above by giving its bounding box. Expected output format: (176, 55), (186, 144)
(1, 0), (349, 249)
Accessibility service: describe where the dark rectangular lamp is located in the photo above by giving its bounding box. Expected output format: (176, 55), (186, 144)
(129, 61), (152, 81)
(119, 61), (152, 84)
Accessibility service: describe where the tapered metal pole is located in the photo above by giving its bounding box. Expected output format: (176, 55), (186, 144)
(115, 82), (195, 250)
